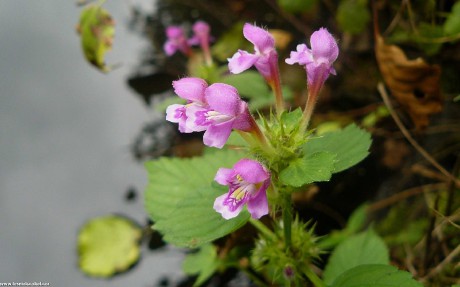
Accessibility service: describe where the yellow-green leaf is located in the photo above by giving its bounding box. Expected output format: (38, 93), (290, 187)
(77, 215), (141, 277)
(77, 2), (115, 72)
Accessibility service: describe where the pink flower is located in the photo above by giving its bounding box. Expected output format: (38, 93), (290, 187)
(163, 26), (191, 56)
(166, 77), (208, 133)
(188, 21), (211, 46)
(213, 159), (270, 219)
(285, 28), (338, 97)
(228, 23), (278, 81)
(189, 21), (213, 65)
(166, 78), (253, 148)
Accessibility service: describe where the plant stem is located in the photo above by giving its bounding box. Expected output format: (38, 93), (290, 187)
(268, 58), (285, 116)
(249, 218), (277, 242)
(299, 90), (316, 131)
(282, 193), (292, 249)
(303, 266), (325, 287)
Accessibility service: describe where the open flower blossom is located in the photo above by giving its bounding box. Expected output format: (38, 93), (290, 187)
(213, 159), (270, 219)
(285, 28), (338, 96)
(228, 23), (278, 81)
(166, 78), (253, 148)
(163, 25), (192, 56)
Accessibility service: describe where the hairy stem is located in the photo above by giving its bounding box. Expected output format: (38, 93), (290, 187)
(282, 193), (292, 249)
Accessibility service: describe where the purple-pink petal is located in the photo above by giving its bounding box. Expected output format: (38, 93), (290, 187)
(214, 168), (234, 185)
(203, 120), (235, 148)
(232, 102), (252, 131)
(205, 83), (241, 116)
(243, 23), (275, 54)
(193, 21), (210, 36)
(185, 104), (209, 132)
(172, 77), (208, 103)
(247, 189), (269, 219)
(166, 26), (184, 38)
(310, 28), (339, 64)
(285, 44), (311, 65)
(163, 42), (178, 56)
(234, 159), (270, 183)
(228, 51), (259, 74)
(214, 194), (244, 219)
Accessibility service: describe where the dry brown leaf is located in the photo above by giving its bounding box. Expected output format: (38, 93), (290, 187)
(375, 34), (442, 129)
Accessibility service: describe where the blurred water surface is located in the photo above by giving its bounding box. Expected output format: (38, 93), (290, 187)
(0, 1), (183, 286)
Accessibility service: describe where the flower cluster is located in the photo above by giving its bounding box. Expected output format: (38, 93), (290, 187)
(166, 77), (253, 148)
(165, 23), (338, 219)
(163, 21), (213, 64)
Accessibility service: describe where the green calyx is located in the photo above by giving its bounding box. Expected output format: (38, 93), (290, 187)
(252, 108), (310, 174)
(251, 218), (322, 283)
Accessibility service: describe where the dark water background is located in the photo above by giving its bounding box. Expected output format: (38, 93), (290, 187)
(0, 1), (183, 286)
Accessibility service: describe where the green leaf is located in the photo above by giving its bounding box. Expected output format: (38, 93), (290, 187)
(221, 71), (273, 111)
(277, 0), (317, 13)
(145, 149), (248, 247)
(226, 131), (249, 148)
(318, 203), (368, 249)
(345, 203), (368, 233)
(416, 22), (444, 55)
(183, 244), (219, 286)
(153, 185), (250, 247)
(145, 149), (242, 221)
(77, 1), (115, 72)
(279, 151), (336, 187)
(303, 124), (371, 173)
(330, 264), (423, 287)
(337, 0), (370, 35)
(444, 2), (460, 36)
(77, 215), (141, 277)
(212, 22), (249, 62)
(281, 108), (303, 128)
(323, 229), (389, 285)
(222, 71), (270, 100)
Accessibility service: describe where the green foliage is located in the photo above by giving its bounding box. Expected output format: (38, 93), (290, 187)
(252, 219), (321, 282)
(323, 229), (389, 285)
(183, 244), (219, 286)
(279, 151), (336, 187)
(145, 149), (250, 247)
(221, 71), (293, 111)
(153, 186), (250, 247)
(222, 72), (271, 112)
(277, 0), (317, 13)
(77, 215), (141, 277)
(315, 121), (342, 135)
(376, 201), (428, 246)
(336, 0), (370, 35)
(416, 22), (444, 55)
(361, 106), (390, 128)
(303, 124), (372, 173)
(77, 1), (115, 72)
(444, 2), (460, 36)
(318, 203), (368, 249)
(278, 124), (371, 188)
(211, 22), (249, 62)
(329, 264), (423, 287)
(226, 131), (249, 148)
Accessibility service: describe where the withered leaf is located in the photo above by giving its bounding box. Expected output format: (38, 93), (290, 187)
(77, 2), (115, 72)
(375, 34), (442, 129)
